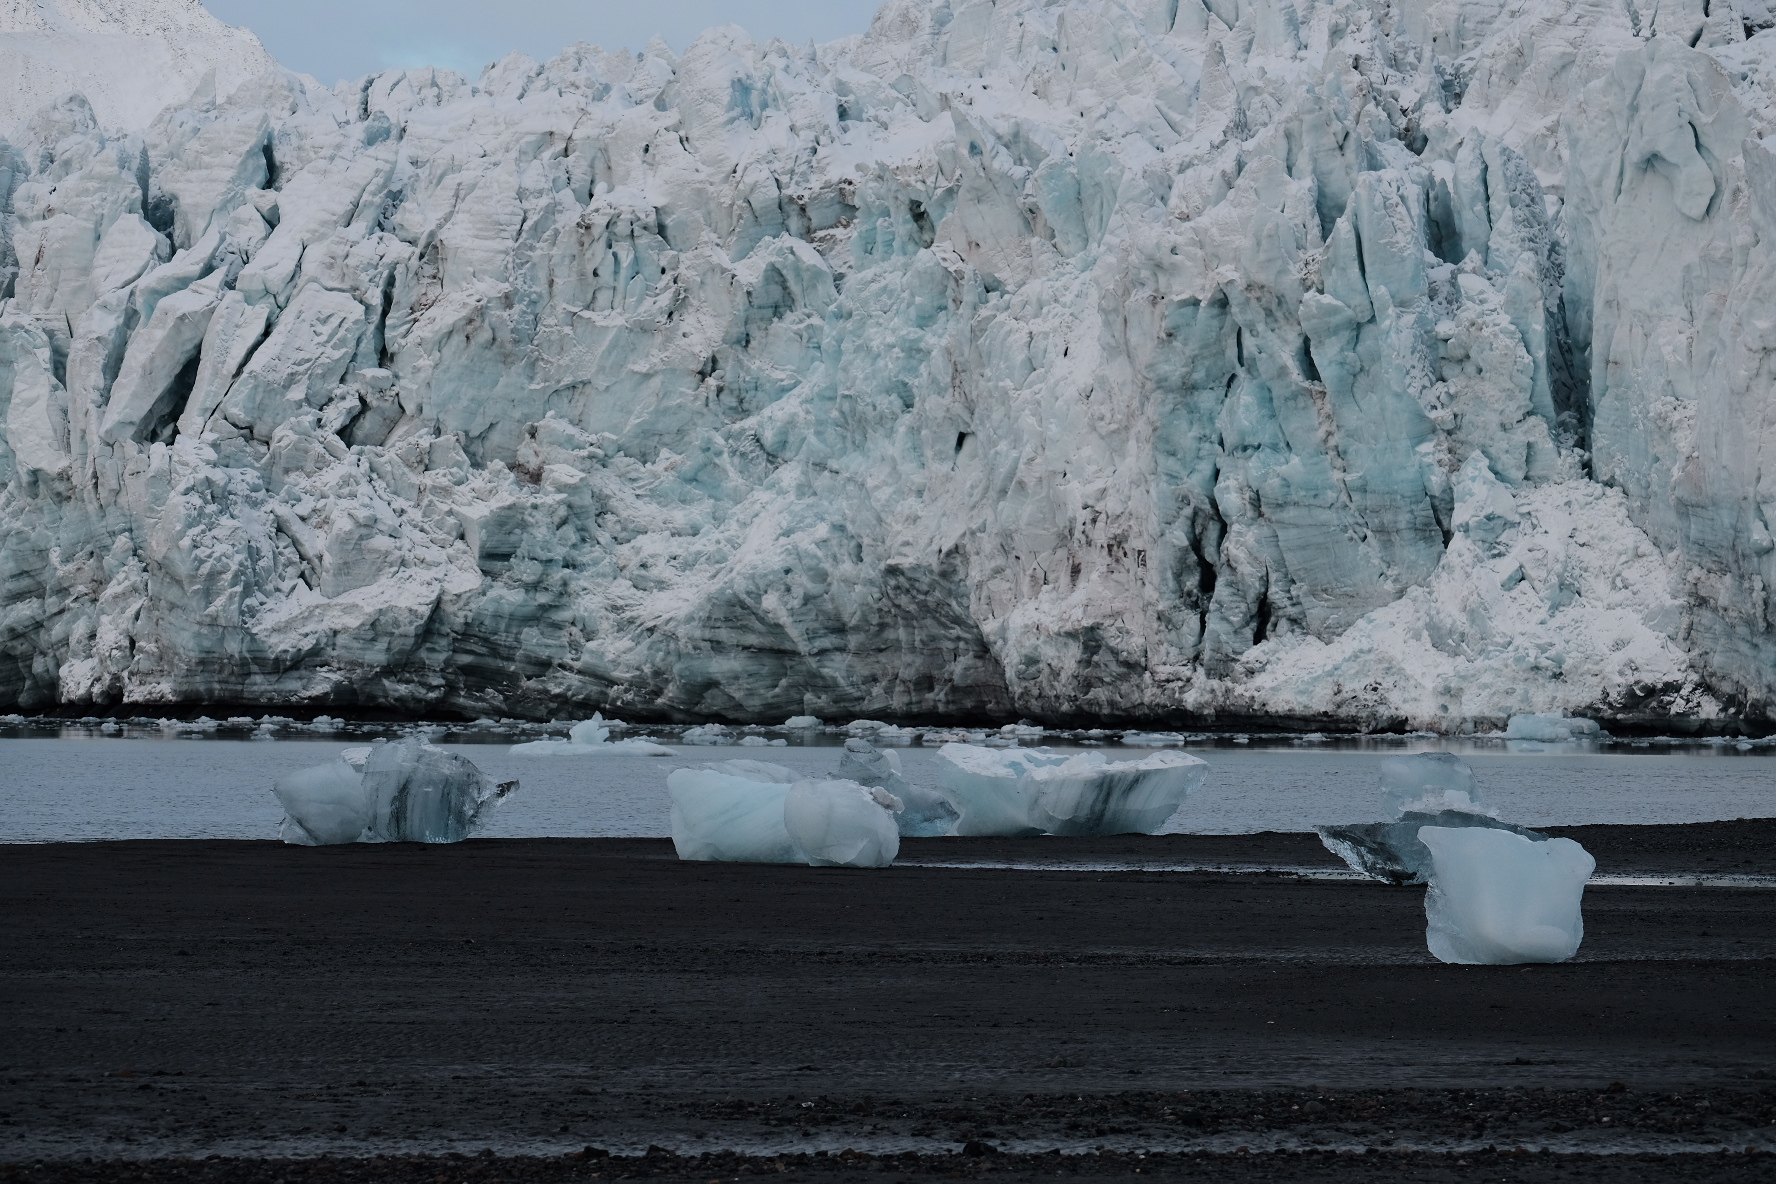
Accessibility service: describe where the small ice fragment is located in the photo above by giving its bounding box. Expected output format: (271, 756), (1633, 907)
(1379, 752), (1492, 818)
(841, 737), (956, 837)
(936, 744), (1207, 837)
(274, 739), (516, 845)
(1121, 731), (1186, 747)
(682, 723), (735, 746)
(508, 712), (674, 756)
(844, 719), (889, 736)
(783, 778), (901, 868)
(739, 735), (771, 746)
(273, 759), (372, 845)
(1419, 826), (1595, 964)
(666, 759), (802, 863)
(783, 716), (823, 729)
(1504, 714), (1601, 741)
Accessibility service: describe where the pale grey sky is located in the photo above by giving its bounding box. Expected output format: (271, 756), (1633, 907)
(202, 1), (887, 87)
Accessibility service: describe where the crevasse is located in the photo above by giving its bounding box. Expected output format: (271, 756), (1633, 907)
(2, 0), (1774, 730)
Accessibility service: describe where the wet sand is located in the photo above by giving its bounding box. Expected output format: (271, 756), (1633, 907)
(2, 825), (1773, 1179)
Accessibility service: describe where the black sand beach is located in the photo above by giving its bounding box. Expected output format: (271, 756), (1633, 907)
(3, 825), (1774, 1182)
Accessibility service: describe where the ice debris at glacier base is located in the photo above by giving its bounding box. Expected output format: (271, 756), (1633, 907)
(6, 0), (1774, 730)
(936, 743), (1207, 837)
(840, 736), (957, 837)
(1420, 827), (1594, 965)
(273, 737), (516, 844)
(783, 778), (902, 868)
(1504, 714), (1603, 742)
(508, 713), (673, 756)
(1318, 752), (1546, 885)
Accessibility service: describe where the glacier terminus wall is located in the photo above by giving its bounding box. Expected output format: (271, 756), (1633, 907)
(4, 0), (1776, 730)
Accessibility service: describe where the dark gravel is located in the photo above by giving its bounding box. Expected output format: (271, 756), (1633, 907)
(3, 829), (1773, 1171)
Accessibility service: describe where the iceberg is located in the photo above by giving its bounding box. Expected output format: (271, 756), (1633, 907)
(665, 759), (802, 864)
(1319, 752), (1540, 884)
(508, 713), (673, 756)
(936, 744), (1207, 837)
(1419, 827), (1595, 965)
(840, 737), (956, 837)
(782, 778), (901, 868)
(1504, 715), (1603, 742)
(274, 738), (516, 845)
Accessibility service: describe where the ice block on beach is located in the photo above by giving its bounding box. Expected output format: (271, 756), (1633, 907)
(1419, 826), (1595, 964)
(783, 778), (902, 867)
(274, 738), (516, 845)
(666, 759), (802, 863)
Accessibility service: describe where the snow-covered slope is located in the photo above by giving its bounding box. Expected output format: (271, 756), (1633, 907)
(0, 0), (279, 134)
(1, 0), (1774, 729)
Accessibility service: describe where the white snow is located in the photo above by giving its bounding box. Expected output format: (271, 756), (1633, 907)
(5, 0), (1776, 730)
(1419, 826), (1595, 965)
(936, 742), (1206, 837)
(1, 0), (281, 134)
(782, 777), (901, 867)
(273, 737), (515, 844)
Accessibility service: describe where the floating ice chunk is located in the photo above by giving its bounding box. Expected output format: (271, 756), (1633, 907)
(739, 735), (788, 747)
(1379, 752), (1493, 818)
(936, 744), (1207, 837)
(841, 737), (956, 837)
(783, 778), (902, 868)
(783, 716), (823, 729)
(1000, 722), (1046, 737)
(682, 723), (735, 746)
(844, 719), (890, 736)
(1419, 826), (1595, 964)
(1120, 731), (1187, 747)
(273, 759), (372, 845)
(508, 713), (674, 756)
(274, 739), (516, 845)
(1504, 714), (1602, 741)
(666, 759), (802, 863)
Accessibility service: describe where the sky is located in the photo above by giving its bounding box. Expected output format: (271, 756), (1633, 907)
(201, 1), (888, 87)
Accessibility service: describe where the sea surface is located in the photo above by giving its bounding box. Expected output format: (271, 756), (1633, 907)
(1, 728), (1772, 843)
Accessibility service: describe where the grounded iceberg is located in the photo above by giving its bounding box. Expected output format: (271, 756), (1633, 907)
(1318, 752), (1543, 884)
(783, 778), (902, 868)
(936, 743), (1206, 837)
(3, 0), (1770, 733)
(840, 737), (956, 837)
(509, 714), (673, 757)
(666, 759), (803, 864)
(1420, 827), (1595, 965)
(273, 737), (516, 844)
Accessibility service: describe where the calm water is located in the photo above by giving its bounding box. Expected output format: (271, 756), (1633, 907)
(1, 735), (1772, 843)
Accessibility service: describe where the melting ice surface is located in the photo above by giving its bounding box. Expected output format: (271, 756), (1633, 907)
(665, 759), (802, 864)
(274, 737), (516, 845)
(937, 744), (1209, 837)
(783, 779), (901, 868)
(3, 736), (1775, 843)
(1421, 827), (1595, 965)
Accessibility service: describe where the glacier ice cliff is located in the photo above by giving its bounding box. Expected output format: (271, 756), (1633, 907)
(5, 0), (1776, 730)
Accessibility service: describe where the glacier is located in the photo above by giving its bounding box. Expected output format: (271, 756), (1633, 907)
(6, 0), (1776, 730)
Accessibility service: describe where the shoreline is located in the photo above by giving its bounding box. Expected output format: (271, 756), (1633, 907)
(4, 827), (1773, 1169)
